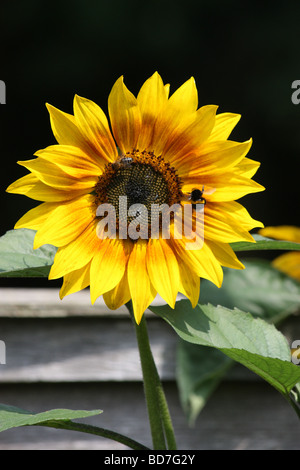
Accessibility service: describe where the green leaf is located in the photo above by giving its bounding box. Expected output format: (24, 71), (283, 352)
(173, 259), (300, 424)
(221, 349), (300, 396)
(199, 259), (300, 321)
(0, 404), (150, 449)
(290, 382), (300, 418)
(152, 301), (290, 357)
(231, 234), (300, 252)
(151, 301), (300, 401)
(176, 342), (233, 425)
(176, 259), (300, 423)
(0, 403), (102, 432)
(0, 228), (57, 277)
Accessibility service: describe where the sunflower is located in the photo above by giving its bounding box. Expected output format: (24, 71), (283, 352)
(7, 72), (264, 324)
(259, 226), (300, 281)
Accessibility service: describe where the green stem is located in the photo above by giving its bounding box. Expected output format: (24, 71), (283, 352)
(154, 376), (178, 450)
(126, 301), (177, 450)
(134, 314), (166, 450)
(36, 420), (150, 450)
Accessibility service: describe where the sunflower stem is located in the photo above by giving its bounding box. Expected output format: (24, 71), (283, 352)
(126, 301), (177, 450)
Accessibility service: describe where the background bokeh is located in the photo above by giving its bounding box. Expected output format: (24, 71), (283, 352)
(0, 0), (299, 286)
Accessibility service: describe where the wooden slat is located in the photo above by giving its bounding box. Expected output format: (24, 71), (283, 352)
(0, 316), (177, 382)
(0, 288), (131, 317)
(0, 288), (177, 382)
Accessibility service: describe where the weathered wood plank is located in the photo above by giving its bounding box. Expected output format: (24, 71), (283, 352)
(0, 288), (131, 317)
(0, 288), (177, 318)
(0, 316), (177, 382)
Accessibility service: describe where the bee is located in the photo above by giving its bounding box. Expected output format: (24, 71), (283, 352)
(189, 186), (206, 205)
(111, 156), (134, 171)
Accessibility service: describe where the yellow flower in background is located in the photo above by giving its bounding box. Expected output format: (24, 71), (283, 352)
(259, 226), (300, 281)
(7, 72), (264, 323)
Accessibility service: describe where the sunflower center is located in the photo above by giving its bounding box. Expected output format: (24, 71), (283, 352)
(95, 149), (183, 236)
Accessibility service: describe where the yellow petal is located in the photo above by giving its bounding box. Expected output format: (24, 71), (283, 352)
(235, 157), (261, 178)
(178, 139), (252, 178)
(164, 84), (170, 98)
(203, 203), (256, 243)
(163, 105), (218, 166)
(272, 252), (300, 281)
(34, 194), (95, 249)
(168, 76), (198, 114)
(206, 240), (245, 270)
(90, 238), (129, 304)
(49, 219), (99, 279)
(136, 72), (168, 150)
(259, 226), (300, 243)
(171, 237), (223, 288)
(103, 270), (131, 310)
(208, 112), (241, 141)
(7, 173), (40, 195)
(46, 103), (99, 159)
(18, 158), (98, 191)
(14, 202), (58, 230)
(146, 238), (179, 307)
(151, 77), (199, 155)
(73, 95), (118, 162)
(35, 145), (104, 177)
(108, 76), (141, 153)
(6, 173), (84, 202)
(60, 262), (91, 298)
(209, 201), (264, 232)
(178, 259), (200, 308)
(127, 239), (157, 324)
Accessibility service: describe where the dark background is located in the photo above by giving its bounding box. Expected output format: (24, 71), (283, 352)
(0, 0), (299, 286)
